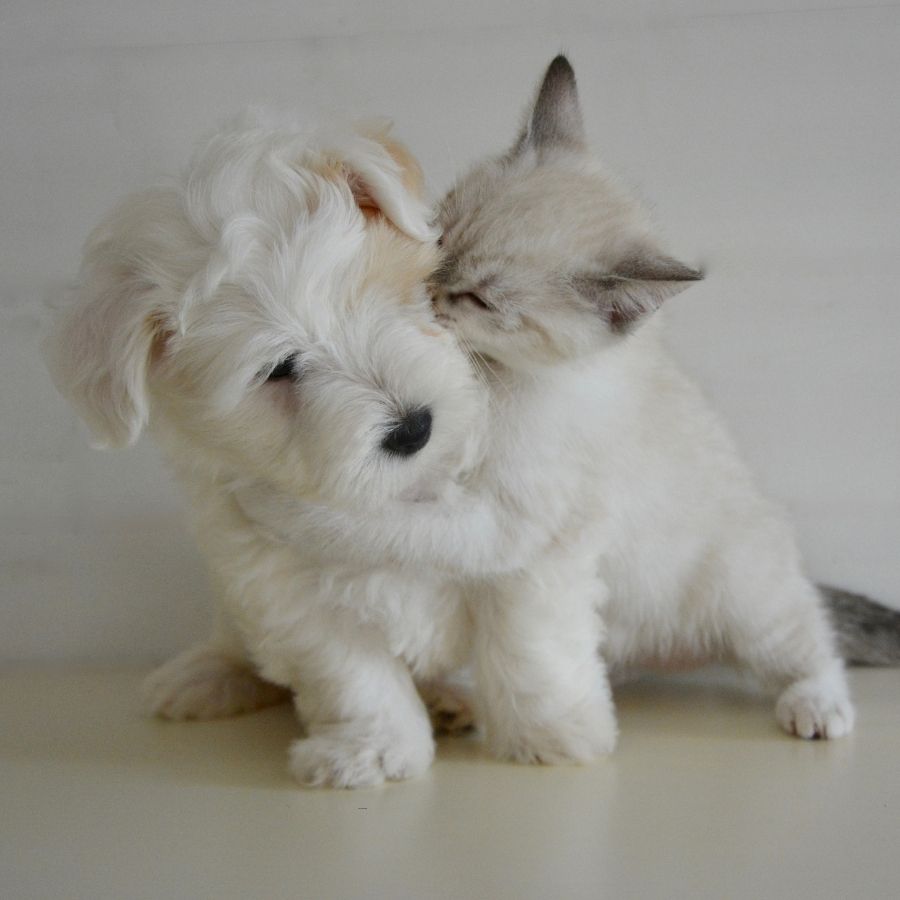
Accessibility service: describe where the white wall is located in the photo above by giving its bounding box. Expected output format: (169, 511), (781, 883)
(2, 2), (898, 663)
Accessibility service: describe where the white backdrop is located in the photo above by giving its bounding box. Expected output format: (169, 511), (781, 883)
(2, 2), (898, 663)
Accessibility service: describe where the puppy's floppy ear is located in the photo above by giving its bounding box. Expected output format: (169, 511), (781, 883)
(572, 252), (704, 334)
(337, 122), (437, 243)
(44, 191), (178, 449)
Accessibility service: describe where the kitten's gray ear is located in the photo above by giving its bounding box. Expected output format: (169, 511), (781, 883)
(513, 55), (586, 156)
(573, 254), (704, 333)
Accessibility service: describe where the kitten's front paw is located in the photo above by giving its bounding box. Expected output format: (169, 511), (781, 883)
(143, 646), (289, 720)
(289, 723), (435, 789)
(776, 675), (855, 740)
(489, 703), (618, 765)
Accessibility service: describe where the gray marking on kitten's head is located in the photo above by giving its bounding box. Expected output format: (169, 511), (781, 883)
(433, 55), (703, 370)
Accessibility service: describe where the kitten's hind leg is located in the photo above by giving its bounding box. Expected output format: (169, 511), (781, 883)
(718, 546), (855, 739)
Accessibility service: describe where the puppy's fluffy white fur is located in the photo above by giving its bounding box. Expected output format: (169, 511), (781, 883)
(47, 113), (500, 787)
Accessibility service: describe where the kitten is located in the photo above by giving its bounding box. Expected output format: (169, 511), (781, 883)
(431, 56), (859, 744)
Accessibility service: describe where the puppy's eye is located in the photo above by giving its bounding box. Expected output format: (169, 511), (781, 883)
(267, 354), (300, 382)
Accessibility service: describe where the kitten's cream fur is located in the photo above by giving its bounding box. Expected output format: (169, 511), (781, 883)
(430, 56), (854, 748)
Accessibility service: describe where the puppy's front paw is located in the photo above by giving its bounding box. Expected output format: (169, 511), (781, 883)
(489, 703), (618, 765)
(776, 675), (855, 740)
(143, 646), (289, 720)
(289, 723), (435, 789)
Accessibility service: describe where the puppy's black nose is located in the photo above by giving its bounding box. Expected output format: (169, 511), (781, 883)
(382, 408), (433, 457)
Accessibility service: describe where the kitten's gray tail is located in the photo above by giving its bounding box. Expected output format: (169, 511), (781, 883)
(821, 585), (900, 665)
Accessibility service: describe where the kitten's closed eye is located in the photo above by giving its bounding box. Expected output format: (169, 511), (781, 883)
(266, 354), (302, 382)
(450, 292), (491, 311)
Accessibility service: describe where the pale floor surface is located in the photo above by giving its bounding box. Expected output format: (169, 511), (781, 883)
(2, 669), (898, 900)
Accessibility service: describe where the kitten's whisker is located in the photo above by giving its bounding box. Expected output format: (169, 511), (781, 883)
(455, 335), (511, 404)
(452, 332), (490, 390)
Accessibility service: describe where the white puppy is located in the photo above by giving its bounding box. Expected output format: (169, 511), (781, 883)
(46, 113), (496, 787)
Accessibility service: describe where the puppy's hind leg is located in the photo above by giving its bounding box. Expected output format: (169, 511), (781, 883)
(143, 617), (289, 720)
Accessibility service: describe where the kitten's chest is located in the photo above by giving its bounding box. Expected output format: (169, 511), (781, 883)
(483, 380), (608, 516)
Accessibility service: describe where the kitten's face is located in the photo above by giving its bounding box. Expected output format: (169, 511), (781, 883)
(433, 152), (655, 368)
(432, 56), (702, 371)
